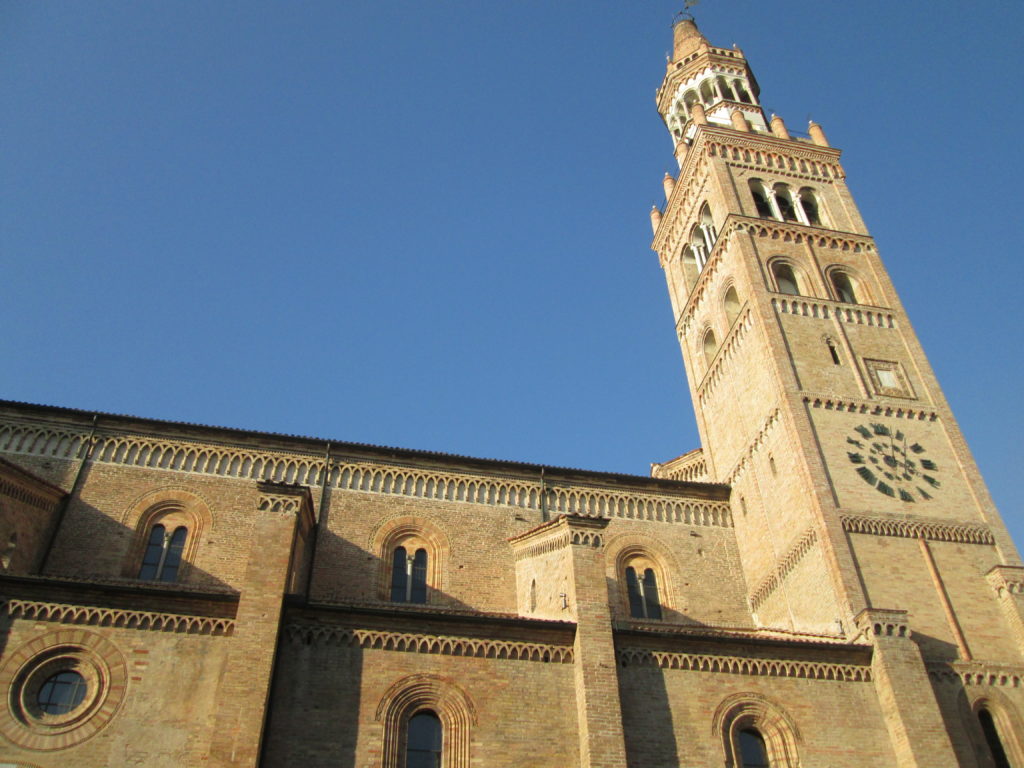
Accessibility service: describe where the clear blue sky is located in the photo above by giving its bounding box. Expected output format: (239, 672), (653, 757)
(3, 2), (1022, 540)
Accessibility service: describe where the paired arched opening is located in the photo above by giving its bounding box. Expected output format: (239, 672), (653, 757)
(373, 517), (449, 605)
(688, 203), (719, 273)
(123, 489), (211, 584)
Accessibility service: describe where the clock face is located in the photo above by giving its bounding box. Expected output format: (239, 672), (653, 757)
(846, 423), (939, 502)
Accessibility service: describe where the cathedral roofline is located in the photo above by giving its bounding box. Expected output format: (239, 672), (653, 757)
(0, 399), (730, 500)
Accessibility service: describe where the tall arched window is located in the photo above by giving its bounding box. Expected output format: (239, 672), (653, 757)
(979, 708), (1012, 768)
(717, 76), (735, 101)
(831, 271), (858, 303)
(771, 262), (800, 295)
(700, 80), (715, 105)
(625, 566), (662, 620)
(406, 710), (443, 768)
(738, 728), (771, 767)
(797, 188), (822, 226)
(391, 546), (428, 604)
(703, 328), (719, 366)
(724, 286), (741, 326)
(138, 524), (188, 582)
(749, 180), (775, 218)
(773, 184), (798, 222)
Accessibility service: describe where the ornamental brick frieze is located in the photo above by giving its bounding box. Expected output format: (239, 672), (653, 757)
(3, 598), (235, 636)
(772, 297), (896, 329)
(840, 514), (995, 545)
(283, 623), (573, 663)
(805, 396), (937, 422)
(618, 647), (871, 682)
(748, 527), (819, 612)
(928, 660), (1024, 688)
(0, 417), (733, 529)
(0, 477), (62, 513)
(697, 308), (754, 403)
(725, 409), (781, 486)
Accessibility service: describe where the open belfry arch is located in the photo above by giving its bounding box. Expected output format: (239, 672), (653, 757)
(0, 13), (1021, 768)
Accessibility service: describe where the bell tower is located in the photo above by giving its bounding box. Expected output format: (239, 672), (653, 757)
(649, 16), (1022, 650)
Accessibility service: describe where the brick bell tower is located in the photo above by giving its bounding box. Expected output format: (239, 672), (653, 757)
(649, 15), (1023, 660)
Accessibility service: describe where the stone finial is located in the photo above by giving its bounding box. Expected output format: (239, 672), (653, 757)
(730, 110), (750, 132)
(689, 102), (707, 126)
(672, 18), (708, 62)
(770, 114), (790, 140)
(662, 172), (676, 199)
(650, 206), (662, 234)
(808, 121), (829, 147)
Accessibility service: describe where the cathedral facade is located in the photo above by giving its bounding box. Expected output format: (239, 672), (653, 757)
(0, 17), (1021, 768)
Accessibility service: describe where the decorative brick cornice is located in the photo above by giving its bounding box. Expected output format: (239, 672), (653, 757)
(749, 527), (818, 612)
(284, 623), (573, 663)
(773, 297), (896, 329)
(618, 647), (870, 682)
(805, 395), (936, 421)
(928, 660), (1024, 688)
(0, 476), (62, 513)
(841, 514), (994, 545)
(854, 608), (910, 641)
(987, 566), (1024, 596)
(3, 598), (234, 636)
(725, 408), (780, 486)
(0, 418), (732, 529)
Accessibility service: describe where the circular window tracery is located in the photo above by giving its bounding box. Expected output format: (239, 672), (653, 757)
(0, 631), (127, 751)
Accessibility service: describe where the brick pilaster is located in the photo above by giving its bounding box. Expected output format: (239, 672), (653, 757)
(986, 566), (1024, 660)
(856, 609), (958, 768)
(207, 483), (313, 767)
(565, 516), (628, 768)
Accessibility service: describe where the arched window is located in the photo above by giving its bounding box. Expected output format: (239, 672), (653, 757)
(683, 90), (699, 117)
(749, 180), (774, 218)
(717, 76), (735, 101)
(700, 80), (715, 105)
(797, 188), (822, 226)
(1, 532), (17, 571)
(625, 566), (663, 620)
(738, 728), (771, 767)
(831, 271), (858, 303)
(734, 80), (752, 103)
(771, 262), (800, 295)
(724, 286), (741, 326)
(406, 710), (443, 768)
(138, 524), (188, 582)
(703, 328), (718, 365)
(773, 184), (798, 222)
(390, 546), (428, 604)
(979, 708), (1012, 768)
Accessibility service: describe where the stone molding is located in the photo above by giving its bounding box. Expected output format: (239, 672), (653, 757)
(0, 418), (732, 529)
(749, 527), (818, 611)
(618, 647), (870, 682)
(841, 514), (995, 545)
(284, 623), (573, 663)
(4, 598), (235, 636)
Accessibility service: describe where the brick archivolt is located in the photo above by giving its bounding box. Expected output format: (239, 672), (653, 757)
(618, 647), (870, 682)
(725, 408), (781, 486)
(0, 419), (731, 528)
(283, 623), (573, 663)
(840, 514), (995, 545)
(4, 598), (234, 636)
